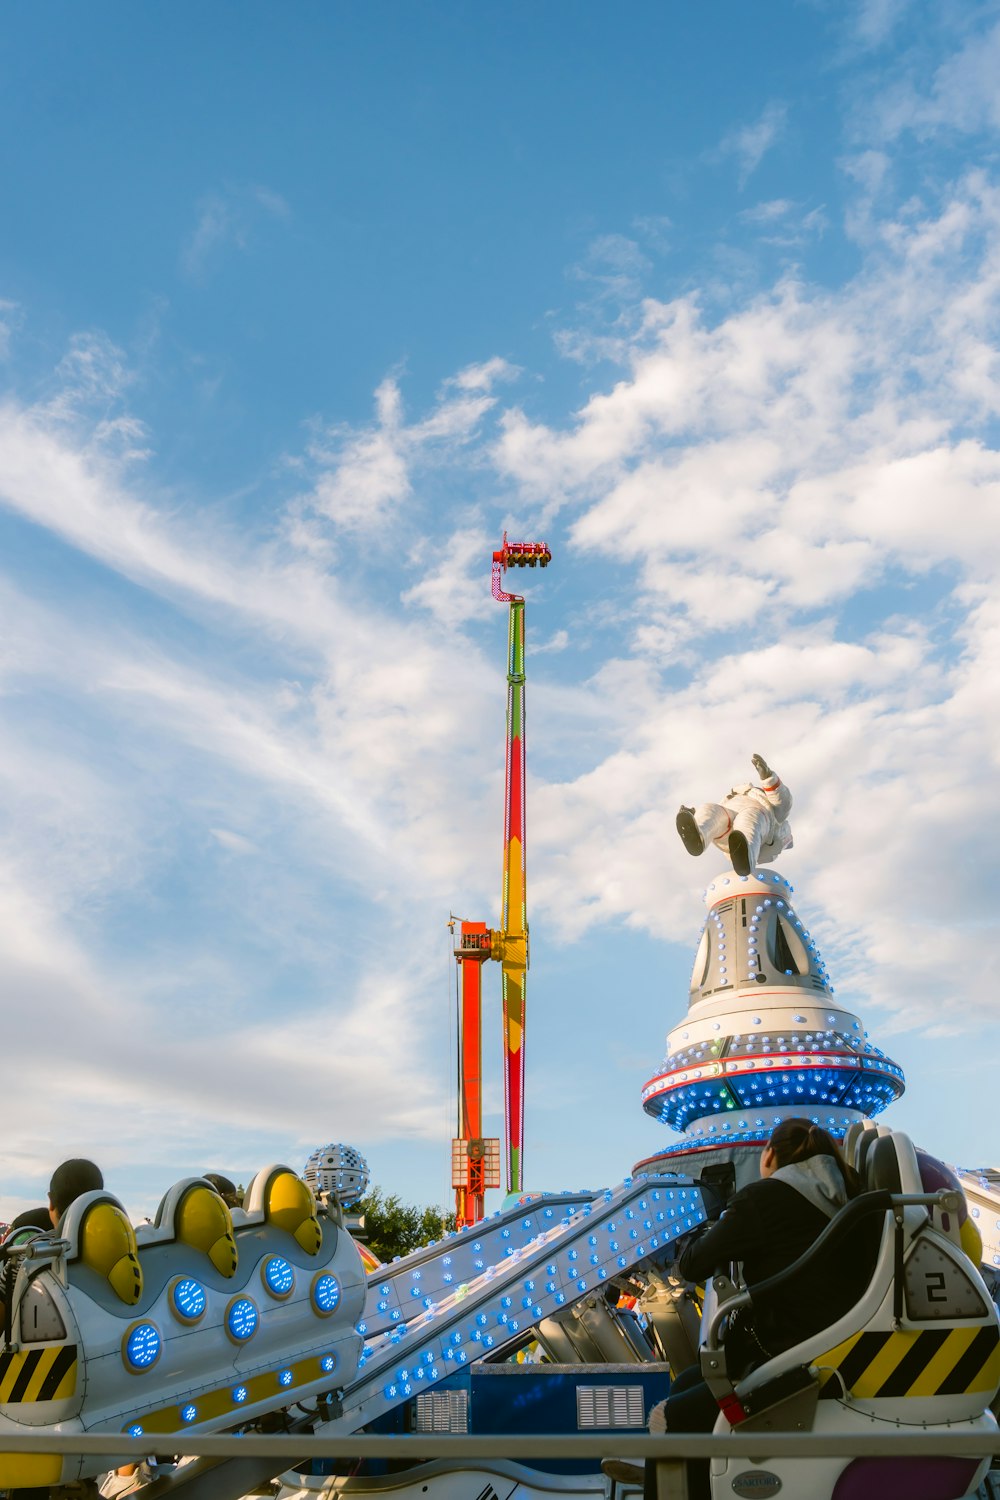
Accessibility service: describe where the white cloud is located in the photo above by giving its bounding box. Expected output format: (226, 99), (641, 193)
(851, 0), (915, 49)
(533, 629), (569, 655)
(450, 356), (520, 392)
(738, 200), (829, 246)
(300, 360), (517, 537)
(498, 177), (1000, 637)
(739, 199), (795, 224)
(401, 525), (498, 630)
(718, 102), (788, 188)
(180, 183), (290, 280)
(0, 298), (19, 360)
(209, 827), (260, 856)
(181, 194), (235, 279)
(569, 234), (652, 303)
(849, 14), (1000, 149)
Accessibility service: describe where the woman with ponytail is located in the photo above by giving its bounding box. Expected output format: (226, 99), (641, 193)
(635, 1120), (861, 1500)
(678, 1117), (860, 1361)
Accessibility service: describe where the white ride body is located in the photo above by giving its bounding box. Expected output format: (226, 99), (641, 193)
(0, 1166), (367, 1488)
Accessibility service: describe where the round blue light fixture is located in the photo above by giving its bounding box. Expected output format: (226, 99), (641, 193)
(122, 1321), (161, 1372)
(320, 1353), (336, 1373)
(262, 1255), (295, 1299)
(232, 1385), (248, 1404)
(311, 1272), (341, 1316)
(181, 1404), (197, 1424)
(170, 1276), (207, 1324)
(225, 1296), (259, 1343)
(278, 1368), (294, 1388)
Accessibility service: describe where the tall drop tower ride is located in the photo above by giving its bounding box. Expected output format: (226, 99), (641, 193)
(452, 534), (551, 1226)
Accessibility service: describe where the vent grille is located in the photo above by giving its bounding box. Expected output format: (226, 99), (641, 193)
(576, 1385), (646, 1429)
(414, 1390), (469, 1433)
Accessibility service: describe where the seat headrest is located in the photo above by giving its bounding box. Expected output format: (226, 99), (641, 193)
(245, 1166), (322, 1255)
(855, 1128), (880, 1181)
(867, 1136), (902, 1193)
(175, 1183), (238, 1278)
(70, 1195), (143, 1305)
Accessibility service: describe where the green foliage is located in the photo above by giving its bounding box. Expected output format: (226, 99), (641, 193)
(356, 1185), (456, 1263)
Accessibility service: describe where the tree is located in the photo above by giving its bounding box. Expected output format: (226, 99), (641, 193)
(355, 1185), (456, 1263)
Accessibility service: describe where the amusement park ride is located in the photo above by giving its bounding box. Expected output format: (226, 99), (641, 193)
(1, 537), (999, 1500)
(450, 532), (551, 1224)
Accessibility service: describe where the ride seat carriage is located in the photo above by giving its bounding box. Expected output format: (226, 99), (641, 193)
(0, 1167), (366, 1493)
(687, 1128), (1000, 1500)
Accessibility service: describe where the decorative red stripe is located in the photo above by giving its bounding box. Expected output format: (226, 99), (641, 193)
(507, 736), (523, 838)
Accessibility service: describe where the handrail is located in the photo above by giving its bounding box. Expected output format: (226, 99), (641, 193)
(0, 1431), (997, 1460)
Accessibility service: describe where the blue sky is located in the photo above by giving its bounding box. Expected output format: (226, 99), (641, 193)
(1, 0), (999, 1222)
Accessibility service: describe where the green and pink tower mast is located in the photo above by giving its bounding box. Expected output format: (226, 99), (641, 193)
(452, 534), (551, 1226)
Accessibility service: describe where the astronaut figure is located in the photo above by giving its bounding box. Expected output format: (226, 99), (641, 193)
(676, 754), (793, 877)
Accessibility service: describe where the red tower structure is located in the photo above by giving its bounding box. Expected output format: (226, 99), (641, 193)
(451, 534), (551, 1227)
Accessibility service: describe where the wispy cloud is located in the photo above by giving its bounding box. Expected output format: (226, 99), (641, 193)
(737, 199), (828, 246)
(298, 359), (518, 536)
(0, 298), (19, 361)
(851, 0), (915, 49)
(180, 183), (290, 280)
(569, 233), (652, 304)
(850, 14), (1000, 146)
(718, 102), (788, 188)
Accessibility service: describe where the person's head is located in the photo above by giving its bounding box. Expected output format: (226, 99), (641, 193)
(760, 1118), (860, 1195)
(10, 1207), (51, 1235)
(48, 1158), (103, 1225)
(203, 1173), (239, 1209)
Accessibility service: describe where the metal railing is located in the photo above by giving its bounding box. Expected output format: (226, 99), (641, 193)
(0, 1430), (997, 1459)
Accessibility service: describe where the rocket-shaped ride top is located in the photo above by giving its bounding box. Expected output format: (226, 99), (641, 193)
(636, 866), (905, 1170)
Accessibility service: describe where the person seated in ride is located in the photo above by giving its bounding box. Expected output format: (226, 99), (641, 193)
(47, 1157), (104, 1228)
(203, 1171), (241, 1208)
(649, 1119), (861, 1500)
(0, 1159), (104, 1333)
(2, 1161), (104, 1499)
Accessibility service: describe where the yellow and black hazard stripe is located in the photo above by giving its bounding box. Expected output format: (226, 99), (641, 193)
(817, 1325), (1000, 1401)
(0, 1344), (77, 1403)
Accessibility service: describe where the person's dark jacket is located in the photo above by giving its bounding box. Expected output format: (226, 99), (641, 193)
(678, 1157), (854, 1360)
(0, 1209), (52, 1342)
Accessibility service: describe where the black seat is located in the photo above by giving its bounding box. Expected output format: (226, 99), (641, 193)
(737, 1191), (892, 1360)
(866, 1135), (903, 1193)
(854, 1127), (880, 1185)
